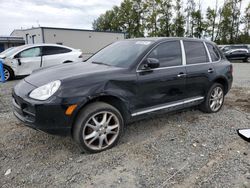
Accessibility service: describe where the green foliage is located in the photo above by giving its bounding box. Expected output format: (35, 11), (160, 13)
(92, 0), (250, 44)
(172, 0), (185, 37)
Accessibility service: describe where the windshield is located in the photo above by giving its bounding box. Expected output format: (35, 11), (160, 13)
(0, 47), (14, 55)
(86, 40), (153, 68)
(2, 45), (31, 57)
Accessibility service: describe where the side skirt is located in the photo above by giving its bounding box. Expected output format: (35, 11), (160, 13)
(131, 96), (204, 117)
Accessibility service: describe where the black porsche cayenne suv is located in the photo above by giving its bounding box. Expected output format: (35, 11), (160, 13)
(13, 38), (233, 153)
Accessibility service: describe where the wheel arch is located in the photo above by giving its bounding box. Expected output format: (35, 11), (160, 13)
(70, 94), (131, 136)
(212, 76), (229, 94)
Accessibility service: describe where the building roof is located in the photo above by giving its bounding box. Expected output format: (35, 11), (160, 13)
(11, 26), (125, 35)
(0, 36), (25, 43)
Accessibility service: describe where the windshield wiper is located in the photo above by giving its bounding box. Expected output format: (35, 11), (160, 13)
(92, 61), (111, 66)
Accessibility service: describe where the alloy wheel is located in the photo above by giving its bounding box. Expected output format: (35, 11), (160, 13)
(83, 111), (120, 151)
(209, 87), (224, 112)
(2, 68), (10, 81)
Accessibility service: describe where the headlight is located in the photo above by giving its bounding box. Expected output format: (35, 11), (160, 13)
(29, 80), (61, 100)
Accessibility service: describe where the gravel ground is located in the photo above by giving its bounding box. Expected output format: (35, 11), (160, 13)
(0, 63), (250, 188)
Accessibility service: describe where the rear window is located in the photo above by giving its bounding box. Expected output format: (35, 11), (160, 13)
(206, 43), (220, 62)
(184, 41), (209, 64)
(42, 46), (71, 56)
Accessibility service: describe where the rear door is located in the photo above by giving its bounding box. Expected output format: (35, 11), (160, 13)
(41, 46), (72, 67)
(14, 47), (42, 75)
(135, 40), (186, 111)
(184, 41), (216, 98)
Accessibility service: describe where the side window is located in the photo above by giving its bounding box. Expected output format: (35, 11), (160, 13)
(42, 46), (72, 56)
(147, 41), (182, 67)
(184, 41), (209, 64)
(19, 47), (41, 58)
(206, 43), (220, 62)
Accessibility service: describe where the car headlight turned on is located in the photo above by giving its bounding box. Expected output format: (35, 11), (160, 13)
(29, 80), (61, 100)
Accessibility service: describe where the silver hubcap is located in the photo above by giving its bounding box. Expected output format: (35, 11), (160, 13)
(2, 68), (10, 81)
(209, 87), (224, 112)
(247, 57), (250, 63)
(83, 111), (120, 150)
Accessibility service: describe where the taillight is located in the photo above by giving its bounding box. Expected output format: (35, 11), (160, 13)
(229, 65), (233, 74)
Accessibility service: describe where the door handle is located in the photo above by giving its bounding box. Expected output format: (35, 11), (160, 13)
(177, 72), (187, 77)
(208, 68), (214, 73)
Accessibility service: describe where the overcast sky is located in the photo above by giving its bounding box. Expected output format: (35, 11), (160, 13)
(0, 0), (248, 36)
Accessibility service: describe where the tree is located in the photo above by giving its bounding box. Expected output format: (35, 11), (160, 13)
(191, 2), (204, 38)
(217, 1), (233, 44)
(92, 0), (250, 43)
(172, 0), (185, 37)
(185, 0), (196, 37)
(158, 0), (173, 37)
(92, 6), (122, 32)
(242, 2), (250, 35)
(143, 0), (160, 36)
(205, 0), (218, 41)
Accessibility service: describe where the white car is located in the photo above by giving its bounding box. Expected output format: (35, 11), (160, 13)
(0, 44), (83, 81)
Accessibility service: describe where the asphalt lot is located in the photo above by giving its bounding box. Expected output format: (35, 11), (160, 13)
(0, 63), (250, 188)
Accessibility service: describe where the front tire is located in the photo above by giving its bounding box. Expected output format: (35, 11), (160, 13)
(1, 66), (14, 81)
(200, 83), (225, 113)
(73, 102), (124, 153)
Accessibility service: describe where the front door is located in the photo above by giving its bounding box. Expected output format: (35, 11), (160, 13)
(134, 40), (186, 111)
(14, 47), (42, 76)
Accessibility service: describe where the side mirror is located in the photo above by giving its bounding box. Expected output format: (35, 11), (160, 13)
(143, 58), (160, 70)
(14, 54), (21, 65)
(14, 54), (20, 59)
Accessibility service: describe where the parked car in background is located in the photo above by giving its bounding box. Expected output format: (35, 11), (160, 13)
(220, 44), (249, 53)
(224, 49), (250, 62)
(0, 44), (83, 81)
(13, 38), (233, 153)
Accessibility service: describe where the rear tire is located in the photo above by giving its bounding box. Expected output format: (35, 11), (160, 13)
(199, 83), (225, 113)
(73, 102), (124, 153)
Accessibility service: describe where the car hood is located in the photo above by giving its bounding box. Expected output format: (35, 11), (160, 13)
(24, 62), (124, 87)
(0, 54), (6, 59)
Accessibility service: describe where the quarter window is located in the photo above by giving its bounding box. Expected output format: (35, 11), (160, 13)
(147, 41), (182, 67)
(42, 46), (71, 56)
(19, 47), (41, 58)
(206, 43), (220, 61)
(184, 41), (209, 64)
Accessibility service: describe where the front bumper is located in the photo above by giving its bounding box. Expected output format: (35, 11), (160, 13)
(12, 80), (72, 136)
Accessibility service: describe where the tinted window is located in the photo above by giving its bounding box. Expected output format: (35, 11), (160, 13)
(19, 47), (41, 58)
(148, 41), (182, 67)
(232, 50), (247, 54)
(206, 43), (220, 61)
(42, 46), (71, 56)
(184, 41), (209, 64)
